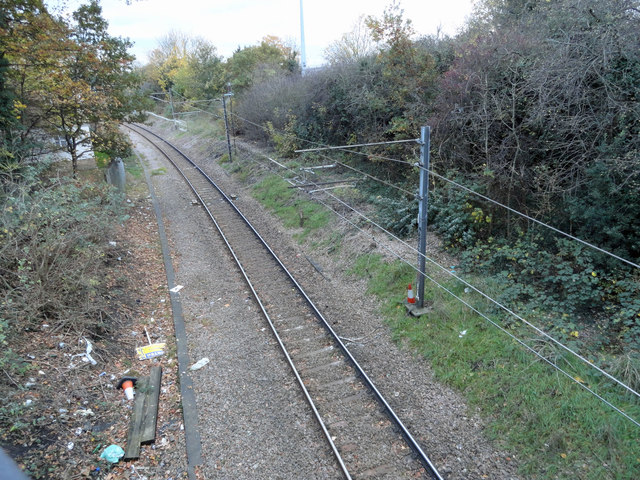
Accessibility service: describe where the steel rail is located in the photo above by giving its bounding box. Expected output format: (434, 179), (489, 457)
(126, 124), (351, 479)
(127, 123), (443, 480)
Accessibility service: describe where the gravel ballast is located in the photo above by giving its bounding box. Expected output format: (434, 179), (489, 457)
(130, 122), (522, 479)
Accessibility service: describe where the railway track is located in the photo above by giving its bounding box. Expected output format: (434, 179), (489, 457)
(127, 123), (443, 480)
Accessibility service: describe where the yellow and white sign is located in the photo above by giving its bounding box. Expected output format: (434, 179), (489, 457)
(136, 343), (166, 360)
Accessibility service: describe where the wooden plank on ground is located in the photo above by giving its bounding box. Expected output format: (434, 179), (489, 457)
(141, 366), (162, 444)
(124, 376), (149, 460)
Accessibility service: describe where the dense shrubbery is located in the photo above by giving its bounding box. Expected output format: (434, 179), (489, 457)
(0, 162), (127, 373)
(230, 0), (640, 351)
(461, 235), (639, 346)
(371, 193), (418, 237)
(428, 176), (640, 348)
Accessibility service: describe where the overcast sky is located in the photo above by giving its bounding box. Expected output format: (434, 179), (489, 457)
(56, 0), (477, 67)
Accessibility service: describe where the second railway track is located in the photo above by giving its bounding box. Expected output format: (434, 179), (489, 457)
(127, 123), (443, 480)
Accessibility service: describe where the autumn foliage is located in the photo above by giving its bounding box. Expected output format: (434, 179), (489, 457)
(1, 0), (144, 176)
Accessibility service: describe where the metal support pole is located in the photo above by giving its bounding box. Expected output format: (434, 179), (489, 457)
(222, 93), (233, 162)
(168, 88), (176, 127)
(416, 126), (430, 308)
(227, 83), (237, 154)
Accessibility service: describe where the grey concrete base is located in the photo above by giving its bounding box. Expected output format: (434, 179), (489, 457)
(404, 300), (433, 317)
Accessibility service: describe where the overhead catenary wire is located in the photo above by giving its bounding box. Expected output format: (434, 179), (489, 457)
(311, 190), (640, 429)
(231, 112), (419, 198)
(235, 145), (640, 427)
(150, 96), (219, 107)
(298, 141), (420, 168)
(155, 89), (220, 105)
(232, 111), (413, 167)
(295, 138), (419, 153)
(235, 109), (640, 270)
(335, 161), (416, 198)
(225, 126), (640, 428)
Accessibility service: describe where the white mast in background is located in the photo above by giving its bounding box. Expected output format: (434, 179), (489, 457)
(299, 0), (307, 72)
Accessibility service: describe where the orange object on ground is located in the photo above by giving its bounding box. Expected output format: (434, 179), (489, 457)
(407, 284), (416, 304)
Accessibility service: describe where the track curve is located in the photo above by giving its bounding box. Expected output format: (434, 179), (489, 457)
(127, 123), (443, 480)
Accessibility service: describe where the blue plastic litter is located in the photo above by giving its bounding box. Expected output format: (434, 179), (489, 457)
(100, 444), (124, 463)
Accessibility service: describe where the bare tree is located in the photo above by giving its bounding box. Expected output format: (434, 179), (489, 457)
(324, 15), (377, 65)
(432, 0), (640, 219)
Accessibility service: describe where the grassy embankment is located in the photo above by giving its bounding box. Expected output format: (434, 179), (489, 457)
(217, 140), (640, 480)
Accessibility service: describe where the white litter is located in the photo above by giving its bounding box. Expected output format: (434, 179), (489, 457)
(74, 409), (95, 417)
(109, 241), (117, 247)
(459, 330), (467, 338)
(189, 357), (210, 371)
(170, 285), (184, 293)
(80, 338), (97, 365)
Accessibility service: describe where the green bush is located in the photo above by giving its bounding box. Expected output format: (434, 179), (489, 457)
(0, 167), (127, 342)
(265, 114), (300, 157)
(461, 234), (640, 350)
(371, 194), (418, 236)
(567, 158), (640, 266)
(428, 175), (639, 352)
(430, 179), (493, 249)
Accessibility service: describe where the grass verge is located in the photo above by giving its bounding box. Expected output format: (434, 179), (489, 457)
(348, 253), (640, 479)
(252, 174), (330, 241)
(203, 134), (640, 479)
